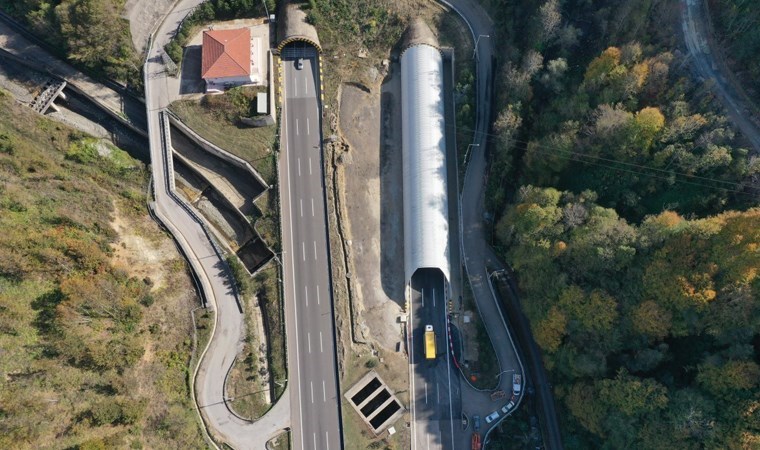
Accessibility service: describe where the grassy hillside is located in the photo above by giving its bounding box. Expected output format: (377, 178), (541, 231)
(0, 90), (206, 449)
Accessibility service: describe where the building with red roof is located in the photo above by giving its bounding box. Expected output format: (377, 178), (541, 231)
(201, 28), (258, 93)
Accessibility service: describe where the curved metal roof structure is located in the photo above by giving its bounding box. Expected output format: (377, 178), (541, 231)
(401, 30), (450, 282)
(277, 2), (321, 52)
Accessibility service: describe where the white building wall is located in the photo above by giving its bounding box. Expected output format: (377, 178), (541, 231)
(205, 75), (256, 93)
(401, 44), (450, 282)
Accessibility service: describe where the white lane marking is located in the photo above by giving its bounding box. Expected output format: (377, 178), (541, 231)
(421, 287), (424, 308)
(437, 383), (440, 404)
(302, 241), (306, 261)
(308, 332), (312, 353)
(300, 198), (303, 217)
(325, 432), (329, 450)
(433, 287), (436, 307)
(298, 157), (301, 176)
(311, 198), (315, 216)
(317, 288), (320, 305)
(304, 77), (308, 95)
(445, 309), (456, 450)
(282, 101), (305, 450)
(309, 157), (312, 175)
(310, 381), (314, 404)
(320, 331), (323, 353)
(312, 433), (316, 450)
(424, 382), (427, 404)
(427, 434), (430, 450)
(408, 283), (417, 450)
(294, 78), (298, 97)
(307, 117), (310, 135)
(296, 118), (299, 135)
(304, 285), (309, 307)
(313, 241), (317, 260)
(322, 379), (326, 402)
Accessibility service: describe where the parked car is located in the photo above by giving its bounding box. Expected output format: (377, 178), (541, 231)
(472, 415), (481, 430)
(513, 373), (522, 395)
(501, 401), (515, 414)
(485, 411), (500, 424)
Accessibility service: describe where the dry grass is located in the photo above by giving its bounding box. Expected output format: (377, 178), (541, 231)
(0, 89), (207, 449)
(170, 92), (277, 184)
(341, 349), (411, 450)
(226, 283), (270, 420)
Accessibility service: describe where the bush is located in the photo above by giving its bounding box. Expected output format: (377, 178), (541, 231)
(0, 133), (15, 155)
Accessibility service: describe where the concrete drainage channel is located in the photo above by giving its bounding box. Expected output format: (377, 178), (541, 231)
(344, 371), (405, 435)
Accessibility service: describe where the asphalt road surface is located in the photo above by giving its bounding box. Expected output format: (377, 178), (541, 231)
(443, 0), (563, 447)
(144, 0), (291, 447)
(409, 269), (457, 450)
(279, 47), (343, 450)
(681, 0), (760, 154)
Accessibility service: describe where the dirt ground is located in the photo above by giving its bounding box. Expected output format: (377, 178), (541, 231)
(338, 75), (405, 352)
(122, 0), (174, 54)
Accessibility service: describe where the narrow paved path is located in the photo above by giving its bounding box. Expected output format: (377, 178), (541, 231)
(441, 0), (563, 448)
(144, 1), (290, 448)
(681, 0), (760, 153)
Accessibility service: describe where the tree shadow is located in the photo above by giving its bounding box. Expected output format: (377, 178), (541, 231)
(31, 288), (65, 335)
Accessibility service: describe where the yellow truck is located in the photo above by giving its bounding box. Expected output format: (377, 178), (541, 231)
(424, 325), (436, 360)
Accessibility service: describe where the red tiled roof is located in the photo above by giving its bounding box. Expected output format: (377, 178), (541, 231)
(201, 28), (251, 79)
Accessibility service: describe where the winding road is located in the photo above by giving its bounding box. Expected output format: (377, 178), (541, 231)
(442, 0), (563, 448)
(143, 1), (290, 448)
(681, 0), (760, 153)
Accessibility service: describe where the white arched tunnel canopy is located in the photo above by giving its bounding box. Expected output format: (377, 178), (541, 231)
(401, 43), (450, 283)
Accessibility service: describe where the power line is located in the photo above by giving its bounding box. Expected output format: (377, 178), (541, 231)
(505, 139), (757, 197)
(447, 121), (760, 197)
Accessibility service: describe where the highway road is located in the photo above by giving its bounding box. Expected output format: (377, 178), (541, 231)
(279, 47), (343, 450)
(408, 269), (457, 450)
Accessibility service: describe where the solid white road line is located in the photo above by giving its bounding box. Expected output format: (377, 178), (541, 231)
(302, 242), (306, 261)
(305, 285), (309, 307)
(445, 314), (455, 450)
(296, 118), (299, 135)
(311, 198), (315, 216)
(313, 241), (317, 260)
(311, 381), (314, 404)
(300, 198), (303, 217)
(424, 382), (428, 404)
(283, 100), (305, 450)
(308, 332), (312, 353)
(307, 117), (310, 135)
(298, 158), (301, 177)
(322, 380), (326, 402)
(409, 290), (417, 450)
(309, 157), (312, 175)
(317, 286), (320, 305)
(304, 77), (308, 95)
(325, 432), (329, 450)
(313, 433), (317, 450)
(320, 331), (323, 353)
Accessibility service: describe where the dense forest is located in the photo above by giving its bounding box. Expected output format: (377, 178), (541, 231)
(482, 0), (760, 447)
(0, 91), (204, 448)
(1, 0), (139, 83)
(709, 0), (760, 103)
